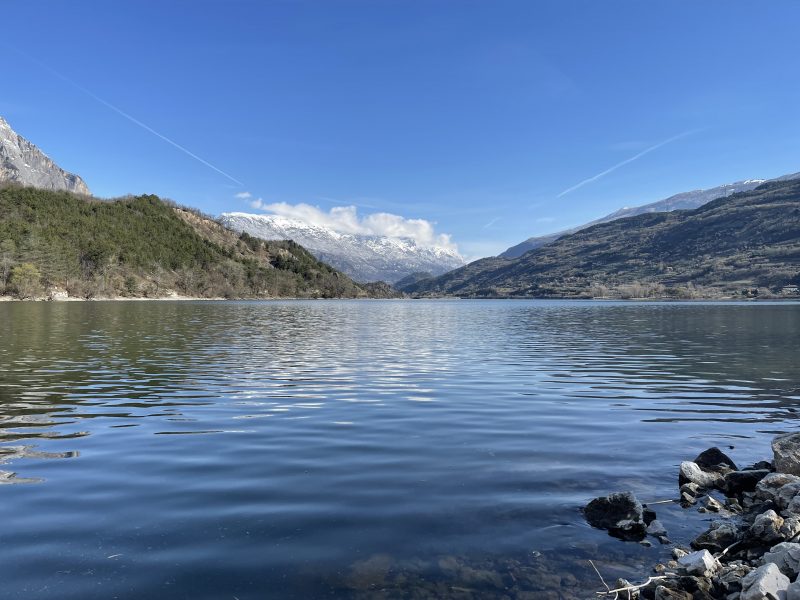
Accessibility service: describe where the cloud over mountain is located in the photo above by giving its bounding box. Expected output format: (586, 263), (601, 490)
(247, 199), (458, 252)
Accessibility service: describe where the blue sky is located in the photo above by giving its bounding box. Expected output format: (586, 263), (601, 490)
(3, 0), (799, 259)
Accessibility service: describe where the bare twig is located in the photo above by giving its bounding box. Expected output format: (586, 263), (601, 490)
(717, 540), (741, 558)
(643, 499), (677, 506)
(589, 560), (618, 599)
(596, 575), (672, 596)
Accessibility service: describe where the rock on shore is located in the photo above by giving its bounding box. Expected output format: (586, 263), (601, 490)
(585, 438), (800, 599)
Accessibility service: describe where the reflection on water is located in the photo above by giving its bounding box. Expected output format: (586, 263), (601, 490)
(0, 300), (798, 598)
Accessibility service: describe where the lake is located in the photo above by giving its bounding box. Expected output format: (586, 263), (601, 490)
(1, 300), (799, 599)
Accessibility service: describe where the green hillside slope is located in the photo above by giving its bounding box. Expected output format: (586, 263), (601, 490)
(0, 185), (398, 300)
(410, 179), (800, 299)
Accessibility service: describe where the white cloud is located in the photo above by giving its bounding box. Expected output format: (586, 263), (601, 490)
(235, 191), (252, 199)
(253, 201), (458, 251)
(249, 197), (266, 210)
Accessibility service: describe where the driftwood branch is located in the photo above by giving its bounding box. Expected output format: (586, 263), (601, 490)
(595, 575), (673, 596)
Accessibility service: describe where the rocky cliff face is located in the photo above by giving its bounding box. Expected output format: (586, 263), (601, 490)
(0, 116), (90, 195)
(219, 212), (465, 283)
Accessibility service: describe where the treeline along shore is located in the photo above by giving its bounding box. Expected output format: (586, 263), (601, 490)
(0, 184), (399, 301)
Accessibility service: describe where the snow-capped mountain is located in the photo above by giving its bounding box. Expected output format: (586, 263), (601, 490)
(0, 116), (90, 195)
(501, 173), (800, 258)
(220, 212), (465, 283)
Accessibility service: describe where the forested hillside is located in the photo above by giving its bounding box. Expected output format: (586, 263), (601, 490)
(409, 179), (800, 299)
(0, 185), (398, 299)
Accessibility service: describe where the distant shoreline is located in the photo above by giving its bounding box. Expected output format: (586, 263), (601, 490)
(1, 294), (798, 303)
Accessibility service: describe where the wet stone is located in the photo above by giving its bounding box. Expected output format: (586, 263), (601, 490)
(695, 447), (738, 473)
(726, 469), (771, 495)
(680, 461), (724, 490)
(584, 491), (647, 541)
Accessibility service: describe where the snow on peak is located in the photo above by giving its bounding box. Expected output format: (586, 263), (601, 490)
(219, 211), (465, 283)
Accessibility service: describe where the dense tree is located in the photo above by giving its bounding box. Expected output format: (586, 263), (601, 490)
(9, 262), (42, 299)
(0, 185), (400, 300)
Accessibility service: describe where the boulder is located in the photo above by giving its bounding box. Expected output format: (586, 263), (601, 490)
(654, 586), (691, 600)
(765, 543), (800, 578)
(776, 483), (800, 511)
(677, 549), (719, 577)
(694, 446), (738, 473)
(679, 461), (724, 489)
(781, 517), (800, 541)
(717, 562), (754, 595)
(748, 460), (776, 472)
(750, 510), (786, 545)
(788, 579), (800, 600)
(757, 473), (800, 504)
(774, 433), (800, 476)
(692, 520), (739, 552)
(788, 496), (800, 517)
(740, 562), (790, 600)
(727, 469), (771, 494)
(584, 491), (647, 541)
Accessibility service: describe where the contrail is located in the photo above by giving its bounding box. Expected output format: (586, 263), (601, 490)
(8, 47), (245, 187)
(557, 129), (700, 198)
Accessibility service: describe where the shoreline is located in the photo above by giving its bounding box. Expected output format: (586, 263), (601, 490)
(585, 435), (800, 599)
(1, 295), (798, 303)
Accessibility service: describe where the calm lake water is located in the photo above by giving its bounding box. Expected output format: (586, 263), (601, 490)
(1, 300), (799, 599)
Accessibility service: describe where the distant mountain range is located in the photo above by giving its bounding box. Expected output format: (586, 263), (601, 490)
(0, 116), (90, 195)
(219, 212), (465, 283)
(406, 178), (800, 298)
(501, 173), (800, 258)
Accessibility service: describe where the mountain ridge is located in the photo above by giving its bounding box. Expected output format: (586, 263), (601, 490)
(501, 173), (800, 258)
(0, 116), (90, 195)
(219, 211), (465, 283)
(408, 179), (800, 299)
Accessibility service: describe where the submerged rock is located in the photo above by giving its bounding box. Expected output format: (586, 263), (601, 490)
(646, 519), (668, 537)
(774, 433), (800, 476)
(740, 562), (789, 600)
(584, 491), (647, 541)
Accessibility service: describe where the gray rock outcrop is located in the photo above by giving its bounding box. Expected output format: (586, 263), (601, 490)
(775, 434), (800, 476)
(740, 562), (790, 600)
(0, 116), (90, 194)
